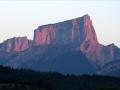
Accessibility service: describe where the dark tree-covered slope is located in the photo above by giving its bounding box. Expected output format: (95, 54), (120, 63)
(0, 66), (120, 90)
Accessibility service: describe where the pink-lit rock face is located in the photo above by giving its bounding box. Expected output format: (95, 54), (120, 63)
(33, 25), (56, 46)
(1, 37), (30, 52)
(33, 15), (98, 46)
(83, 15), (98, 44)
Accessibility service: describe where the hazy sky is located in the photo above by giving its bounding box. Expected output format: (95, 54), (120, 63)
(0, 0), (120, 47)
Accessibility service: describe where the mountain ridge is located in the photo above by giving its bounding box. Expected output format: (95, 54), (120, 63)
(0, 14), (120, 76)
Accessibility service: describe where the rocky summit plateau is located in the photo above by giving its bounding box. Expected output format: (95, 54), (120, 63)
(0, 14), (120, 76)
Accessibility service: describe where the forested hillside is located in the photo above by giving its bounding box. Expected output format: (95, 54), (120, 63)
(0, 66), (120, 90)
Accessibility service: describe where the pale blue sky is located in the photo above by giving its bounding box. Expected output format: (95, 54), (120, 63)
(0, 1), (120, 47)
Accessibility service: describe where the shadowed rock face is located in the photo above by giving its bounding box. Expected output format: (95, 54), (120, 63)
(0, 37), (30, 52)
(33, 15), (98, 46)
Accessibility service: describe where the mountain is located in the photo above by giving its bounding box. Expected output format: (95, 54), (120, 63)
(0, 14), (120, 75)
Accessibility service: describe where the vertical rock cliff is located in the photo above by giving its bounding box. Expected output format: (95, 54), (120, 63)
(33, 15), (98, 46)
(0, 37), (30, 52)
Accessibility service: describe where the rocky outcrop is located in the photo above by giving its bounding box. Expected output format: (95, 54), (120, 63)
(33, 14), (98, 46)
(80, 41), (120, 66)
(103, 44), (120, 62)
(0, 37), (30, 52)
